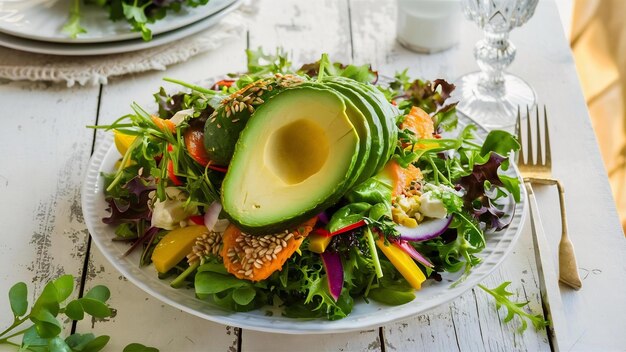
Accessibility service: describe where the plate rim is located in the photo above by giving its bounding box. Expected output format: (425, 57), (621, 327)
(0, 0), (242, 56)
(0, 0), (237, 44)
(82, 96), (527, 334)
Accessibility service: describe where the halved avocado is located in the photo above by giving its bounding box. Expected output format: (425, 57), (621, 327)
(203, 74), (305, 165)
(221, 86), (360, 233)
(297, 82), (371, 190)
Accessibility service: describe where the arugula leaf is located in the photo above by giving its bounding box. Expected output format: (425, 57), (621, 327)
(71, 0), (210, 41)
(368, 286), (415, 305)
(298, 55), (378, 83)
(345, 177), (393, 205)
(232, 286), (257, 306)
(122, 1), (148, 23)
(480, 130), (521, 157)
(246, 47), (293, 77)
(195, 271), (248, 295)
(327, 202), (371, 232)
(478, 282), (549, 332)
(433, 102), (458, 132)
(122, 1), (152, 41)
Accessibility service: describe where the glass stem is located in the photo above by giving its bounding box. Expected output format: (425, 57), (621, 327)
(474, 29), (515, 98)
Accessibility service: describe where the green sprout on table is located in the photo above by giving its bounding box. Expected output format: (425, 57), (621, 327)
(479, 281), (549, 333)
(0, 275), (157, 352)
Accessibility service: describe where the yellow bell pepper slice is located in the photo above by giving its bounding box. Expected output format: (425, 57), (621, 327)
(151, 225), (207, 273)
(376, 238), (426, 290)
(308, 232), (332, 253)
(113, 130), (137, 156)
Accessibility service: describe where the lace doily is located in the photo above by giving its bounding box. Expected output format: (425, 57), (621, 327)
(0, 6), (251, 87)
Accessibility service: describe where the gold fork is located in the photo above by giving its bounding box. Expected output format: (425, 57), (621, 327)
(516, 106), (582, 290)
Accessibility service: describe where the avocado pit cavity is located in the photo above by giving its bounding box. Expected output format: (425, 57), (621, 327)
(265, 118), (330, 185)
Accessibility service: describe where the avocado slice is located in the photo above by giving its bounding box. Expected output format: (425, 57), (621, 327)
(328, 77), (399, 171)
(354, 82), (399, 165)
(222, 86), (361, 234)
(324, 81), (385, 182)
(341, 97), (371, 189)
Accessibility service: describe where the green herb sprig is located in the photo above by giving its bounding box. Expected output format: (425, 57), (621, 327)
(1, 275), (158, 351)
(478, 281), (549, 332)
(63, 0), (211, 41)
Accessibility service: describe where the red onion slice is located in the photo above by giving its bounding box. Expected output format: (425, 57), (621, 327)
(203, 201), (222, 231)
(397, 215), (453, 242)
(320, 251), (344, 301)
(393, 240), (434, 268)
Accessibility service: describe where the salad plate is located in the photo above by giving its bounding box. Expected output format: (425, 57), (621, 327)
(82, 75), (527, 333)
(0, 0), (237, 44)
(0, 0), (241, 56)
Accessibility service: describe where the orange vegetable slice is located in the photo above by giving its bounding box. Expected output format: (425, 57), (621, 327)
(151, 115), (176, 133)
(382, 160), (423, 197)
(402, 106), (434, 140)
(221, 218), (317, 281)
(183, 126), (211, 167)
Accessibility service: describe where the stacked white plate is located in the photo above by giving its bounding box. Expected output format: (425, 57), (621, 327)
(0, 0), (242, 55)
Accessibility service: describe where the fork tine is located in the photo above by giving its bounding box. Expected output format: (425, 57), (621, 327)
(526, 105), (534, 165)
(516, 106), (525, 164)
(544, 105), (552, 166)
(536, 105), (543, 165)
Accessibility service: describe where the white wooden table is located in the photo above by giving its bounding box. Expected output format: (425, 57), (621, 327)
(1, 0), (625, 351)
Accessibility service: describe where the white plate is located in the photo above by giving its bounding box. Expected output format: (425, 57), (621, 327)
(0, 0), (241, 56)
(0, 0), (237, 43)
(82, 112), (527, 334)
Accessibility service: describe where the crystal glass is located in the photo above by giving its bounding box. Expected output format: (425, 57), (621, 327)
(454, 0), (539, 129)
